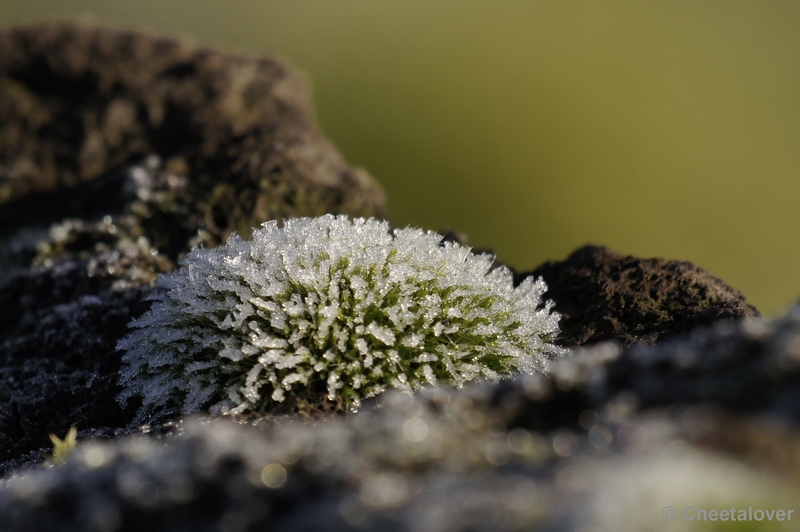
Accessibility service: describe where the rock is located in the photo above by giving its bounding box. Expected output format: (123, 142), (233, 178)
(519, 245), (758, 347)
(2, 307), (800, 531)
(0, 22), (386, 476)
(0, 22), (386, 240)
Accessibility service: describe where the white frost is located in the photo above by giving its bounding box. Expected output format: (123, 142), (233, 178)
(117, 215), (563, 420)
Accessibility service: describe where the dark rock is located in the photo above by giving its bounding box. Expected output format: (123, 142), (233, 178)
(0, 21), (386, 476)
(506, 308), (800, 433)
(0, 21), (386, 242)
(519, 245), (758, 347)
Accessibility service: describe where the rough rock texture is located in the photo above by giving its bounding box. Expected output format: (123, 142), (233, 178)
(3, 308), (800, 531)
(519, 245), (759, 347)
(0, 22), (386, 240)
(0, 22), (386, 476)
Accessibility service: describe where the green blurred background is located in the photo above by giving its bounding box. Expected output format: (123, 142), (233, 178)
(2, 1), (799, 316)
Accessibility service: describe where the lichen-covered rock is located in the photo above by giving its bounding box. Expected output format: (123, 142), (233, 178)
(0, 22), (386, 240)
(0, 22), (386, 476)
(3, 305), (800, 531)
(519, 245), (758, 347)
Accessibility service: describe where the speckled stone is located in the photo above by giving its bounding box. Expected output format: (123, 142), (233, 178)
(518, 245), (758, 347)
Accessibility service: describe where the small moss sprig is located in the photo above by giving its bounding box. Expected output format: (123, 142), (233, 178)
(118, 215), (562, 420)
(45, 427), (78, 466)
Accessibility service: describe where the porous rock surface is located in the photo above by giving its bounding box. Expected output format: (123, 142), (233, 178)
(0, 21), (386, 238)
(520, 244), (759, 347)
(0, 22), (386, 476)
(3, 308), (800, 531)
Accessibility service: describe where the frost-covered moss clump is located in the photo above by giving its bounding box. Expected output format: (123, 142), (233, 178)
(118, 215), (562, 419)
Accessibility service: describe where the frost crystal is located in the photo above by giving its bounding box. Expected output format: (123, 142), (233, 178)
(118, 215), (562, 419)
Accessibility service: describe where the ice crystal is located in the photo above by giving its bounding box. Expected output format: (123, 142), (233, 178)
(118, 215), (562, 419)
